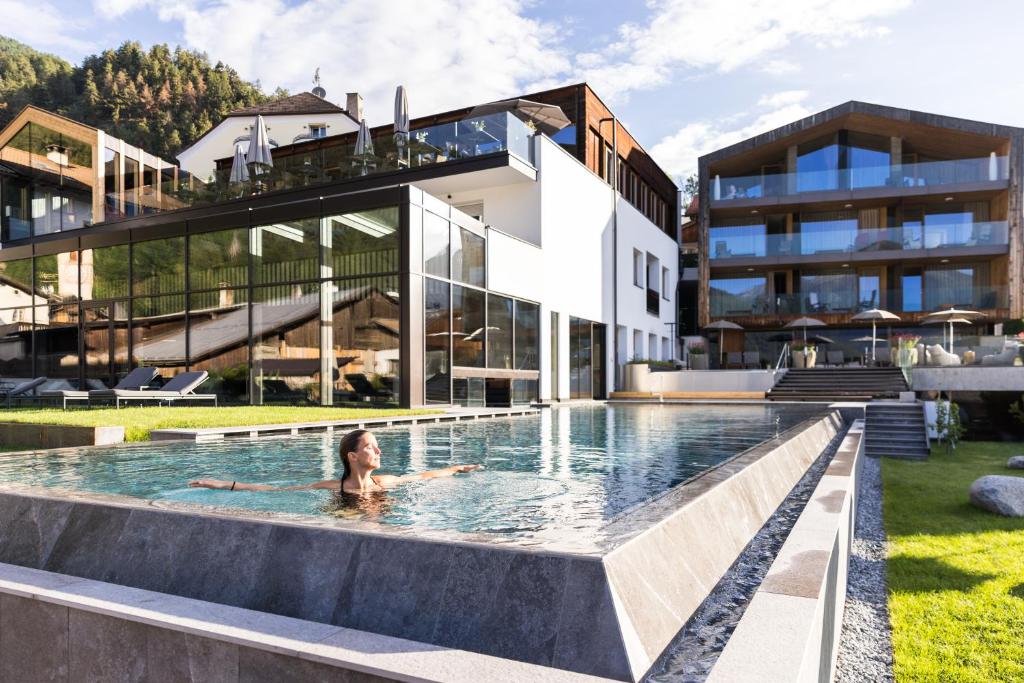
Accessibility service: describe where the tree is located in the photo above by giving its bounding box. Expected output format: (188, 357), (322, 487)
(680, 173), (699, 206)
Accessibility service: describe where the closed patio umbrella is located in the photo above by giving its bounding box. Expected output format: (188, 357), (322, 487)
(394, 85), (410, 167)
(228, 144), (249, 183)
(850, 308), (900, 361)
(354, 118), (375, 175)
(924, 308), (983, 353)
(245, 115), (273, 192)
(784, 316), (826, 343)
(704, 320), (743, 367)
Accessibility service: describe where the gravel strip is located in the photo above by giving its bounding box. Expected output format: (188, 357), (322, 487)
(643, 424), (849, 682)
(834, 454), (895, 682)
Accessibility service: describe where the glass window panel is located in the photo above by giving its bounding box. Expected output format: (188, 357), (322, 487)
(83, 301), (130, 388)
(924, 265), (983, 310)
(124, 157), (140, 217)
(130, 295), (186, 383)
(254, 217), (318, 284)
(35, 252), (78, 304)
(252, 282), (320, 404)
(423, 211), (449, 278)
(797, 135), (839, 192)
(902, 273), (922, 312)
(451, 226), (485, 287)
(709, 276), (767, 316)
(36, 302), (78, 384)
(424, 278), (450, 403)
(799, 211), (857, 255)
(190, 229), (249, 290)
(331, 276), (400, 405)
(327, 207), (399, 277)
(0, 259), (35, 308)
(800, 271), (856, 313)
(514, 300), (539, 370)
(188, 288), (250, 403)
(848, 132), (890, 189)
(452, 285), (485, 367)
(104, 149), (120, 219)
(0, 307), (33, 378)
(81, 245), (129, 300)
(487, 293), (513, 369)
(0, 175), (32, 241)
(550, 311), (558, 398)
(133, 236), (185, 296)
(858, 270), (881, 311)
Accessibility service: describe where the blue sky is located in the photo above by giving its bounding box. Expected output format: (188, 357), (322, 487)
(4, 0), (1024, 179)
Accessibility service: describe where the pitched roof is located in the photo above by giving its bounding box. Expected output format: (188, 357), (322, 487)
(227, 92), (347, 118)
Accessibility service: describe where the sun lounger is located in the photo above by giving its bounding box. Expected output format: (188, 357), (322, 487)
(42, 367), (159, 409)
(107, 371), (216, 408)
(0, 377), (47, 407)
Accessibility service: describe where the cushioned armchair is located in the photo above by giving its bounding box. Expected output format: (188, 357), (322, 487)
(926, 344), (962, 367)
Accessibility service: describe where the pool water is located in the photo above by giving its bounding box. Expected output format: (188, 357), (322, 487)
(0, 404), (825, 543)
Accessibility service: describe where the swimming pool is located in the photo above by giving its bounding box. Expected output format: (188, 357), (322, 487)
(0, 403), (825, 545)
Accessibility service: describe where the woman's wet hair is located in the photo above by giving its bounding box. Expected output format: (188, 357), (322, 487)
(338, 429), (370, 482)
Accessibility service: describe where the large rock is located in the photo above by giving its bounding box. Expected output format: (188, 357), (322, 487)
(969, 475), (1024, 517)
(1008, 456), (1024, 470)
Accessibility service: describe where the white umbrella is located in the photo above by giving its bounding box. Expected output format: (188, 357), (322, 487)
(467, 98), (570, 134)
(394, 85), (409, 167)
(924, 308), (983, 353)
(924, 316), (975, 354)
(850, 308), (900, 361)
(245, 114), (274, 171)
(228, 144), (249, 183)
(354, 118), (375, 175)
(784, 316), (826, 343)
(704, 320), (743, 367)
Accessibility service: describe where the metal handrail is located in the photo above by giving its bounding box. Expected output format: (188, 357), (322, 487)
(775, 342), (790, 370)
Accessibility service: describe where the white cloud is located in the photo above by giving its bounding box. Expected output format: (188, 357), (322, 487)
(761, 59), (800, 75)
(0, 0), (94, 54)
(92, 0), (150, 19)
(573, 0), (912, 102)
(651, 95), (815, 179)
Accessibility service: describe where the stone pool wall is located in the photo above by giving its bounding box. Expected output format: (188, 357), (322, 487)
(0, 411), (846, 682)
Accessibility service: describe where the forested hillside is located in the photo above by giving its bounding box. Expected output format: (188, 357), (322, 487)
(0, 36), (281, 158)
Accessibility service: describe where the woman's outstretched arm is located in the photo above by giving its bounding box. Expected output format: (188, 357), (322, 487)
(187, 478), (340, 491)
(374, 464), (482, 486)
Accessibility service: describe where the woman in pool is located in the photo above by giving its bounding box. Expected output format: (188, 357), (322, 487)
(188, 429), (481, 494)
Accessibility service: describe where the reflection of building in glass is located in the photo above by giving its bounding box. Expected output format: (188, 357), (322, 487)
(0, 84), (680, 406)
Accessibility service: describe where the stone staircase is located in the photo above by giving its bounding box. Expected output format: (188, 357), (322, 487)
(767, 368), (908, 402)
(864, 402), (930, 460)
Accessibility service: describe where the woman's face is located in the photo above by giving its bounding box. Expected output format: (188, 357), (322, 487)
(349, 432), (382, 471)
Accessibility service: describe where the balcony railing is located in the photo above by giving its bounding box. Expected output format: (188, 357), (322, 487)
(712, 155), (1008, 203)
(710, 285), (1008, 318)
(105, 112), (535, 221)
(709, 221), (1008, 261)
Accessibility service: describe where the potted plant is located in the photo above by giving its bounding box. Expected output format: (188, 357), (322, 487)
(625, 357), (650, 391)
(792, 343), (816, 368)
(687, 343), (708, 370)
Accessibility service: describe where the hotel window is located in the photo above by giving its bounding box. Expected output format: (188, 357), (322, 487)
(709, 276), (768, 317)
(309, 124), (328, 139)
(617, 157), (627, 194)
(604, 144), (615, 185)
(796, 134), (840, 193)
(589, 128), (602, 176)
(633, 249), (644, 287)
(662, 266), (670, 300)
(800, 270), (857, 313)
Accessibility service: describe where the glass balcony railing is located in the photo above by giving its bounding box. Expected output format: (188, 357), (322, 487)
(709, 285), (1008, 318)
(712, 155), (1008, 202)
(106, 112), (535, 220)
(709, 221), (1009, 261)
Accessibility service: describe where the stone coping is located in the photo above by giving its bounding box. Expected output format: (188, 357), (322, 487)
(706, 420), (865, 682)
(0, 562), (612, 683)
(150, 406), (540, 441)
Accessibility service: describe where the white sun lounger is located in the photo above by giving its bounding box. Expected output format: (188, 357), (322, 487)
(42, 367), (159, 409)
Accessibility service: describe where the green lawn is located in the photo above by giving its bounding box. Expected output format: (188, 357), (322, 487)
(883, 442), (1024, 683)
(0, 406), (439, 442)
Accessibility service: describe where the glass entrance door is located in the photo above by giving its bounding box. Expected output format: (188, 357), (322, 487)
(591, 324), (606, 399)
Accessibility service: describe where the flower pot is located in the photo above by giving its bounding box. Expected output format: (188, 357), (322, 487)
(690, 354), (708, 370)
(792, 350), (805, 369)
(805, 349), (817, 368)
(625, 363), (649, 391)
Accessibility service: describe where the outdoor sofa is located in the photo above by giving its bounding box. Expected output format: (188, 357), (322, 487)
(42, 367), (159, 409)
(103, 371), (216, 408)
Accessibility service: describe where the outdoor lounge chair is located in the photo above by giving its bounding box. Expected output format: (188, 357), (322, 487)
(42, 367), (159, 409)
(826, 350), (845, 367)
(981, 343), (1019, 367)
(106, 371), (216, 408)
(344, 373), (392, 401)
(725, 352), (743, 369)
(0, 377), (47, 407)
(742, 352), (761, 369)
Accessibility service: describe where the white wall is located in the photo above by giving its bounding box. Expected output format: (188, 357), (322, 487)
(437, 134), (678, 400)
(176, 113), (359, 179)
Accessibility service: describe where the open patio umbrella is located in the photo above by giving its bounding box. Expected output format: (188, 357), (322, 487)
(850, 308), (900, 361)
(924, 308), (983, 353)
(808, 335), (834, 345)
(228, 144), (249, 184)
(394, 85), (410, 167)
(784, 316), (826, 343)
(354, 119), (375, 175)
(467, 98), (570, 135)
(704, 320), (743, 367)
(245, 114), (274, 177)
(924, 316), (975, 353)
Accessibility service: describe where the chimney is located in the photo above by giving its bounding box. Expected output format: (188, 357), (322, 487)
(346, 92), (363, 122)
